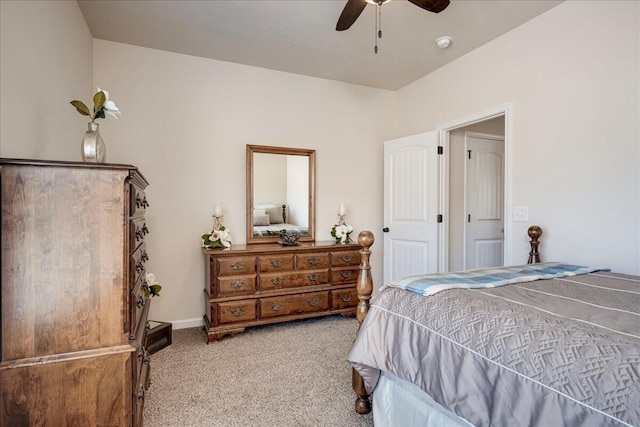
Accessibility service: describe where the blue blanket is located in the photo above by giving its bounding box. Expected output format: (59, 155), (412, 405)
(382, 262), (610, 296)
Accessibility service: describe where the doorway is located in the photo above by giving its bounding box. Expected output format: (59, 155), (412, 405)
(439, 104), (512, 272)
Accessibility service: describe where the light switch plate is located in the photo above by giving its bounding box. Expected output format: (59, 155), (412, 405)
(514, 206), (529, 222)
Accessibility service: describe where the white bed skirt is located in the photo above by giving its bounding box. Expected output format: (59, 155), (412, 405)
(373, 371), (475, 427)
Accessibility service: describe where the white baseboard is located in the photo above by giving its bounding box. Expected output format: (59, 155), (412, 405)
(170, 318), (204, 330)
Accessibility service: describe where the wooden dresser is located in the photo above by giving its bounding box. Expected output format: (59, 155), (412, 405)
(0, 159), (151, 426)
(203, 241), (360, 342)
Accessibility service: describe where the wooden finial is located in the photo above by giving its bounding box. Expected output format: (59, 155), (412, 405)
(527, 225), (542, 264)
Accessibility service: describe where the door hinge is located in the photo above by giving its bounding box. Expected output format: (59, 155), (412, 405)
(437, 146), (443, 155)
(467, 150), (472, 159)
(437, 214), (443, 223)
(468, 214), (471, 223)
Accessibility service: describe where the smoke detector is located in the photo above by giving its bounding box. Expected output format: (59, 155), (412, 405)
(435, 36), (452, 49)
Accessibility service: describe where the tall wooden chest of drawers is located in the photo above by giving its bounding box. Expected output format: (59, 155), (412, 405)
(203, 241), (360, 342)
(0, 159), (151, 426)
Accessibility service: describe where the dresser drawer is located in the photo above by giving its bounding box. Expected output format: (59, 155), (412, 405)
(130, 242), (148, 288)
(217, 274), (256, 296)
(130, 184), (149, 217)
(130, 217), (149, 252)
(330, 289), (358, 309)
(217, 300), (257, 324)
(331, 250), (360, 267)
(259, 270), (328, 291)
(259, 254), (295, 273)
(216, 256), (256, 276)
(129, 276), (148, 339)
(259, 292), (329, 319)
(296, 252), (330, 270)
(330, 267), (359, 284)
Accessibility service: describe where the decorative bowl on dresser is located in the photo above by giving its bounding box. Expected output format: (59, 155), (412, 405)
(0, 159), (152, 426)
(203, 241), (360, 343)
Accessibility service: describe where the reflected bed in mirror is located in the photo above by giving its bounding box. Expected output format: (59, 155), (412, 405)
(246, 145), (316, 244)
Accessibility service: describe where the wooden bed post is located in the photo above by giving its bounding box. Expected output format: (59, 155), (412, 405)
(352, 230), (374, 414)
(527, 225), (542, 264)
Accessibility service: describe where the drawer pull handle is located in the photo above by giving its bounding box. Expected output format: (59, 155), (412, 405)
(307, 299), (320, 307)
(307, 258), (320, 265)
(142, 251), (149, 262)
(271, 277), (284, 285)
(340, 255), (352, 262)
(340, 271), (353, 279)
(340, 295), (352, 302)
(137, 385), (146, 401)
(270, 259), (283, 267)
(138, 348), (150, 364)
(231, 262), (246, 271)
(135, 230), (144, 241)
(142, 224), (150, 235)
(143, 198), (150, 208)
(136, 296), (145, 308)
(271, 304), (284, 311)
(135, 196), (143, 208)
(145, 321), (151, 332)
(230, 280), (245, 290)
(136, 262), (144, 273)
(307, 274), (320, 281)
(230, 307), (245, 316)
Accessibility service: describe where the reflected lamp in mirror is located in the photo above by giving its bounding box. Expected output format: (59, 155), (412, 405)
(246, 145), (316, 244)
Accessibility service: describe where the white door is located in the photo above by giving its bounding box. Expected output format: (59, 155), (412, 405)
(464, 132), (505, 269)
(383, 131), (440, 284)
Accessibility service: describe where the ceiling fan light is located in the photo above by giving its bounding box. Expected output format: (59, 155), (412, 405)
(365, 0), (391, 4)
(436, 36), (452, 49)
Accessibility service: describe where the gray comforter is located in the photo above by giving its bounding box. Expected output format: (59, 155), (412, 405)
(348, 272), (640, 427)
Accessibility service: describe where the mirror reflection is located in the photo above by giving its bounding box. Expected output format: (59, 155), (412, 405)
(246, 145), (316, 244)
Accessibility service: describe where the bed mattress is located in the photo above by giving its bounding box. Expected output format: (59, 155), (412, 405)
(348, 271), (640, 427)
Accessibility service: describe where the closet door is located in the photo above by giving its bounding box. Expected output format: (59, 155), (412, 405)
(383, 131), (440, 284)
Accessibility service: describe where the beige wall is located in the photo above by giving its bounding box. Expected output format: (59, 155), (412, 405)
(93, 40), (395, 326)
(1, 1), (638, 328)
(397, 1), (640, 274)
(0, 0), (93, 159)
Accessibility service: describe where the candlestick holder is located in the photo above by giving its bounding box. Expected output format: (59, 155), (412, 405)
(337, 213), (346, 225)
(213, 214), (224, 230)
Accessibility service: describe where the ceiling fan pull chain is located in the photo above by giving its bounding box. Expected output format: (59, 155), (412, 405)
(374, 1), (382, 54)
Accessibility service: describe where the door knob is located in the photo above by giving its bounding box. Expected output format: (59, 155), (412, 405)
(383, 227), (389, 233)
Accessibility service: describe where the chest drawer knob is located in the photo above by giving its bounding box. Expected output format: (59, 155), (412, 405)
(270, 277), (284, 285)
(136, 296), (146, 308)
(230, 307), (245, 317)
(271, 304), (284, 311)
(340, 295), (352, 302)
(230, 280), (246, 290)
(145, 321), (151, 332)
(341, 271), (352, 279)
(231, 262), (246, 271)
(340, 255), (353, 262)
(307, 258), (320, 265)
(137, 385), (146, 401)
(307, 274), (320, 281)
(307, 298), (320, 307)
(270, 259), (283, 268)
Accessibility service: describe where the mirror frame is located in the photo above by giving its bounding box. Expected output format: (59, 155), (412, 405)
(246, 145), (316, 244)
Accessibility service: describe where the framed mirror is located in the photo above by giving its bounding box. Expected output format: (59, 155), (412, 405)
(246, 145), (316, 244)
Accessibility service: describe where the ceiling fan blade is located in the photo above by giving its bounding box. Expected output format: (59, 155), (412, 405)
(336, 0), (368, 31)
(407, 0), (450, 13)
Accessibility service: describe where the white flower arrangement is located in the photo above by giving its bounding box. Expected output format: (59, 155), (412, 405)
(202, 226), (232, 249)
(70, 87), (121, 122)
(331, 223), (354, 244)
(144, 273), (162, 297)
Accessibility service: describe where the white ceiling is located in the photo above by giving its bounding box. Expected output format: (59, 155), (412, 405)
(78, 0), (562, 91)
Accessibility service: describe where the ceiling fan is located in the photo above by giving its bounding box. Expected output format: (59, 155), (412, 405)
(336, 0), (450, 31)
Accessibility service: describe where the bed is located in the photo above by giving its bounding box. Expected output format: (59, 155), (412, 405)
(252, 203), (309, 237)
(348, 229), (640, 427)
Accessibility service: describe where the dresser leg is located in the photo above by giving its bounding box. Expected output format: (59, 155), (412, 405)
(206, 328), (246, 344)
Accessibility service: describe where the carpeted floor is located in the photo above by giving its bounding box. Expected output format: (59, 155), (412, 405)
(143, 315), (374, 427)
